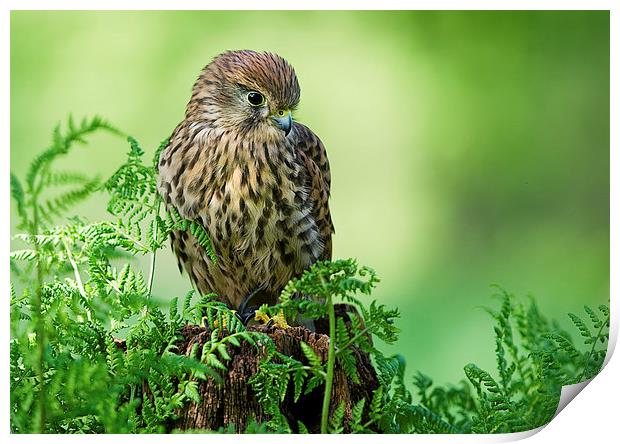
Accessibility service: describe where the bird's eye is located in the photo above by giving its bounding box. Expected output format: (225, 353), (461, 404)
(247, 91), (265, 107)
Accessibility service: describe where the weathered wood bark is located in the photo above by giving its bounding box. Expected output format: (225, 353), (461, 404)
(171, 304), (378, 433)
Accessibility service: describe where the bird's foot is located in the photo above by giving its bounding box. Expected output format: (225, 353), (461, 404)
(235, 287), (263, 326)
(235, 286), (269, 327)
(235, 307), (258, 326)
(234, 286), (289, 328)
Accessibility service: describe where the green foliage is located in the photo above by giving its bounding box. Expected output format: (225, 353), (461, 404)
(10, 117), (610, 434)
(251, 270), (609, 434)
(406, 290), (610, 434)
(101, 135), (215, 261)
(10, 117), (224, 433)
(249, 258), (395, 432)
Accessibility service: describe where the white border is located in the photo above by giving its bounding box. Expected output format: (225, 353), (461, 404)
(0, 0), (616, 10)
(3, 0), (614, 10)
(2, 2), (616, 442)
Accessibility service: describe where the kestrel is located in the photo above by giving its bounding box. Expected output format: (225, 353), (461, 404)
(157, 50), (333, 323)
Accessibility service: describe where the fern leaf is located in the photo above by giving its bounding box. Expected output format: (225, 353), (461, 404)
(329, 401), (345, 434)
(568, 313), (591, 341)
(300, 341), (322, 369)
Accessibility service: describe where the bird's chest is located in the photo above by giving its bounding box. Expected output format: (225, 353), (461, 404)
(204, 163), (312, 269)
(159, 133), (323, 292)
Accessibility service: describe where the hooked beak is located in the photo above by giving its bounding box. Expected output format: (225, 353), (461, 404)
(271, 110), (293, 136)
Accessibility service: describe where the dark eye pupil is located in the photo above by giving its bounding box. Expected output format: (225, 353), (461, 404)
(248, 92), (264, 106)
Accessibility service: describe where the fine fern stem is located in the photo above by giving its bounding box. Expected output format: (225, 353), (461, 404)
(101, 274), (125, 297)
(31, 193), (46, 433)
(580, 316), (608, 380)
(320, 292), (337, 434)
(361, 417), (377, 430)
(32, 162), (52, 197)
(203, 332), (251, 357)
(62, 238), (91, 322)
(335, 325), (372, 357)
(146, 200), (162, 298)
(507, 345), (528, 393)
(102, 221), (150, 252)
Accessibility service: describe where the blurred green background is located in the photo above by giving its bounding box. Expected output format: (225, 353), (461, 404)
(10, 11), (609, 386)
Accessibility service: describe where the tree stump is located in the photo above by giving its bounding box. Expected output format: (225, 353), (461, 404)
(171, 304), (379, 433)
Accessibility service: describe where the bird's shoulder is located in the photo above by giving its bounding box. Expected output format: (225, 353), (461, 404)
(290, 122), (334, 259)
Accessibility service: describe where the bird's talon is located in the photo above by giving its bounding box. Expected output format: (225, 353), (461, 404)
(235, 308), (257, 326)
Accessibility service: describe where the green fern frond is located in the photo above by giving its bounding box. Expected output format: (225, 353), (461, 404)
(300, 341), (323, 369)
(329, 401), (346, 433)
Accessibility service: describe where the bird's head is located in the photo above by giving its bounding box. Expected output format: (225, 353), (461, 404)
(187, 50), (300, 137)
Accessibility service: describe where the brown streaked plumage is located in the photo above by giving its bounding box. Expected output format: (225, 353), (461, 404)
(157, 50), (333, 315)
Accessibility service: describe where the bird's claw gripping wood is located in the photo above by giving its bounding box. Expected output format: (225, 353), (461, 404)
(235, 286), (263, 326)
(234, 309), (257, 327)
(234, 287), (289, 328)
